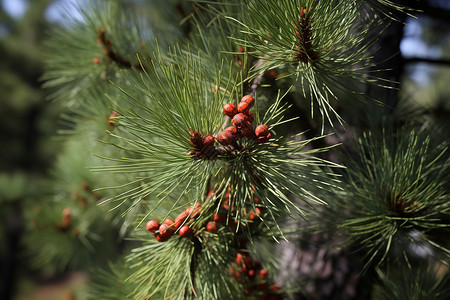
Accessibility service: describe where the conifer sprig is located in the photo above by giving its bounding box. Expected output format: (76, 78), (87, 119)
(92, 49), (231, 218)
(365, 0), (417, 20)
(22, 136), (123, 275)
(125, 231), (241, 299)
(42, 1), (155, 106)
(226, 0), (382, 127)
(330, 129), (450, 267)
(88, 261), (137, 300)
(91, 46), (339, 235)
(372, 262), (450, 300)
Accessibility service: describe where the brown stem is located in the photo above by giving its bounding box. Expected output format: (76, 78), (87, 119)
(189, 237), (202, 297)
(246, 59), (266, 97)
(97, 28), (145, 71)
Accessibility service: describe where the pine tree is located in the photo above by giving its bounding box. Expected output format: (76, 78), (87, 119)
(17, 0), (450, 299)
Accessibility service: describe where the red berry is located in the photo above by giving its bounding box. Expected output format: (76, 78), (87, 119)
(216, 126), (237, 146)
(159, 221), (175, 238)
(228, 266), (235, 276)
(235, 253), (246, 266)
(270, 284), (281, 292)
(259, 284), (282, 300)
(255, 124), (271, 143)
(247, 269), (256, 278)
(255, 124), (269, 137)
(241, 95), (255, 108)
(266, 70), (278, 79)
(238, 101), (250, 114)
(155, 233), (170, 242)
(232, 113), (248, 129)
(223, 103), (237, 118)
(61, 215), (71, 228)
(202, 134), (215, 149)
(222, 199), (230, 210)
(259, 269), (269, 280)
(213, 213), (226, 223)
(146, 220), (160, 233)
(233, 269), (245, 283)
(206, 189), (215, 200)
(163, 218), (175, 226)
(249, 208), (261, 221)
(174, 212), (189, 228)
(93, 57), (101, 64)
(206, 221), (218, 233)
(179, 225), (193, 237)
(184, 202), (202, 218)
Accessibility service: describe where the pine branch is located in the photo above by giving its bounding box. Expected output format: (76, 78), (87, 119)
(96, 27), (145, 71)
(90, 45), (341, 236)
(322, 128), (450, 268)
(224, 0), (386, 128)
(364, 0), (418, 20)
(41, 1), (156, 106)
(35, 1), (450, 299)
(372, 261), (450, 300)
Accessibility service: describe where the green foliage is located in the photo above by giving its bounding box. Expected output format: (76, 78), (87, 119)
(28, 0), (450, 299)
(92, 46), (339, 232)
(124, 232), (242, 300)
(41, 0), (156, 106)
(225, 0), (382, 127)
(21, 135), (127, 276)
(331, 128), (450, 267)
(88, 261), (138, 300)
(372, 262), (450, 300)
(364, 0), (417, 19)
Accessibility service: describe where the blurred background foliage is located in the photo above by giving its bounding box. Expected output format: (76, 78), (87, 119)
(0, 0), (60, 172)
(0, 0), (449, 299)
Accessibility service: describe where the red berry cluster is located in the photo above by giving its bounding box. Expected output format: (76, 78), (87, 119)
(146, 203), (201, 242)
(218, 95), (271, 146)
(146, 198), (234, 243)
(208, 187), (265, 236)
(229, 252), (282, 299)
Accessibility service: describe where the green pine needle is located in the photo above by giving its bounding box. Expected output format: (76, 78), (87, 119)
(332, 128), (450, 268)
(224, 0), (385, 128)
(372, 261), (450, 300)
